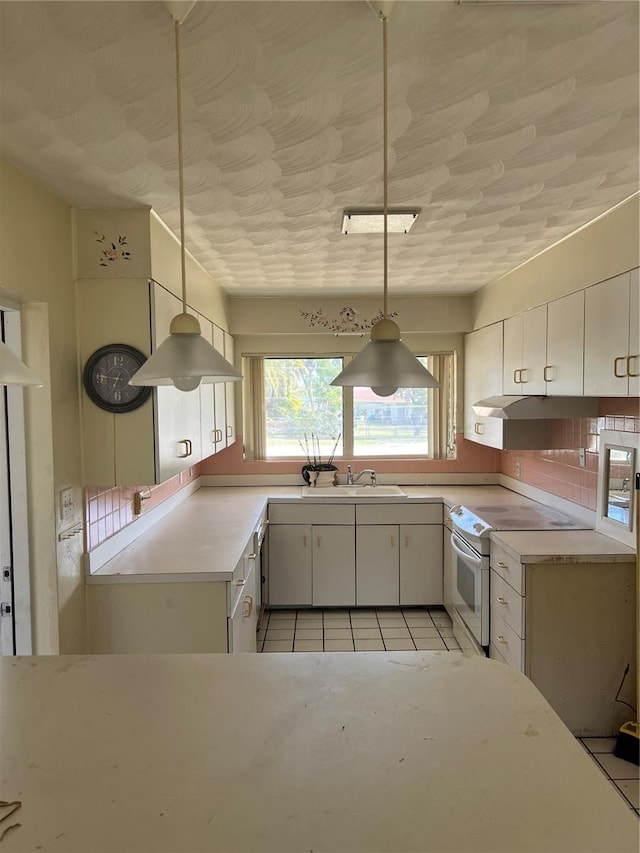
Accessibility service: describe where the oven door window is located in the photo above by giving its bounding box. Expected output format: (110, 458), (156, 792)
(450, 531), (488, 646)
(456, 558), (478, 615)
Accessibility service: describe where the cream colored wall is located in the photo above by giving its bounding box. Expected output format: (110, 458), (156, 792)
(229, 294), (472, 336)
(0, 159), (84, 654)
(472, 195), (640, 328)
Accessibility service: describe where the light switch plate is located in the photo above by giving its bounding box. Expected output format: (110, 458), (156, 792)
(60, 488), (74, 523)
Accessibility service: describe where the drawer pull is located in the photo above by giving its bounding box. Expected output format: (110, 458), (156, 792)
(497, 561), (508, 569)
(242, 595), (253, 618)
(543, 365), (553, 382)
(234, 579), (246, 587)
(496, 596), (507, 605)
(248, 553), (257, 560)
(496, 635), (507, 644)
(474, 422), (484, 435)
(614, 356), (627, 378)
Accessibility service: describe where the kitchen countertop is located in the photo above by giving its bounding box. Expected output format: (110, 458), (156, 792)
(88, 484), (633, 584)
(1, 652), (637, 853)
(491, 529), (636, 563)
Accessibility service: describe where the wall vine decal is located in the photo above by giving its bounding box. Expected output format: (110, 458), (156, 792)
(300, 306), (397, 335)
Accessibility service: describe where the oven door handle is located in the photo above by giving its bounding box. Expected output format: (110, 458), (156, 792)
(450, 532), (483, 568)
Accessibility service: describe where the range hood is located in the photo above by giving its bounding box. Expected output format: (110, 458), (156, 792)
(473, 396), (600, 419)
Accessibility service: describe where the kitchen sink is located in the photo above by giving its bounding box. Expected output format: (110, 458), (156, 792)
(301, 485), (407, 497)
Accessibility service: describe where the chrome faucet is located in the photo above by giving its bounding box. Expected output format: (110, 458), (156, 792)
(346, 465), (376, 486)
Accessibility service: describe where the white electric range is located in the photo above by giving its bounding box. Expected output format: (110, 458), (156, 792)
(445, 502), (591, 653)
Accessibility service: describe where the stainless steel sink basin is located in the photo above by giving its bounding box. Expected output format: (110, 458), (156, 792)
(302, 485), (407, 498)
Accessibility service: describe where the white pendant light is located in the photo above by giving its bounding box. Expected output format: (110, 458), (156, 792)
(0, 340), (42, 387)
(130, 12), (242, 391)
(331, 11), (439, 397)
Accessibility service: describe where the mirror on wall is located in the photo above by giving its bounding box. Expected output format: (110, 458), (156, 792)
(596, 430), (639, 547)
(603, 446), (634, 528)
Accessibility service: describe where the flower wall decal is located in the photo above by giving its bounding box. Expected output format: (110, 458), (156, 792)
(95, 231), (131, 266)
(300, 306), (397, 335)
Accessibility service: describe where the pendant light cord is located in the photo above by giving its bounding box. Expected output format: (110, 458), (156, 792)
(174, 20), (188, 314)
(381, 13), (389, 319)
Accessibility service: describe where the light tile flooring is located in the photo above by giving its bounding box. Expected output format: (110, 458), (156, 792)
(258, 606), (460, 653)
(258, 608), (639, 818)
(579, 737), (640, 817)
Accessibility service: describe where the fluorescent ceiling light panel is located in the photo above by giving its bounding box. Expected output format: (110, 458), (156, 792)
(342, 210), (419, 234)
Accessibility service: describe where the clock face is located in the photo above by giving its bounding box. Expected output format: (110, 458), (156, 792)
(83, 344), (152, 413)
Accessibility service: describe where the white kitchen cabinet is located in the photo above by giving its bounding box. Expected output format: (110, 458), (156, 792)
(464, 322), (505, 449)
(212, 323), (228, 453)
(312, 525), (355, 606)
(544, 290), (585, 395)
(355, 504), (443, 607)
(224, 330), (236, 447)
(584, 268), (640, 396)
(153, 283), (202, 481)
(268, 504), (357, 607)
(356, 525), (399, 606)
(502, 305), (547, 395)
(228, 557), (258, 653)
(267, 524), (313, 606)
(489, 540), (636, 735)
(268, 522), (355, 607)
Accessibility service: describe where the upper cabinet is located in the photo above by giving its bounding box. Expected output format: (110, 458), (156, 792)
(545, 290), (585, 396)
(464, 322), (504, 448)
(503, 305), (547, 395)
(584, 269), (640, 397)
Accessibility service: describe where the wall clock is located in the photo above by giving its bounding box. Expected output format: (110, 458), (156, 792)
(83, 344), (152, 413)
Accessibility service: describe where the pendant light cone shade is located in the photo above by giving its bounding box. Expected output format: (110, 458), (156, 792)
(0, 340), (42, 386)
(330, 12), (439, 395)
(129, 17), (242, 392)
(130, 316), (242, 389)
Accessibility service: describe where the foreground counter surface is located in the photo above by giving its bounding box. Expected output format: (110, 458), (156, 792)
(1, 652), (637, 853)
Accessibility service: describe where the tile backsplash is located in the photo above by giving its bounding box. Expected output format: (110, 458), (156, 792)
(84, 465), (200, 552)
(501, 399), (640, 512)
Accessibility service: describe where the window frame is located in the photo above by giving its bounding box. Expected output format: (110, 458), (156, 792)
(243, 351), (456, 461)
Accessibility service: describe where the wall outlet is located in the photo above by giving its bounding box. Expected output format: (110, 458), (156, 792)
(60, 488), (74, 523)
(515, 462), (521, 479)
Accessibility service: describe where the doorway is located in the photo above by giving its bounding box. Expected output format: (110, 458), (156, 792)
(0, 309), (33, 655)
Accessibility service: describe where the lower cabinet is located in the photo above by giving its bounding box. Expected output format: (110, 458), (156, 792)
(87, 554), (258, 654)
(267, 501), (443, 609)
(489, 540), (636, 735)
(268, 523), (355, 607)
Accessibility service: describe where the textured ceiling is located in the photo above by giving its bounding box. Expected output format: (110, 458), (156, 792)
(0, 0), (638, 297)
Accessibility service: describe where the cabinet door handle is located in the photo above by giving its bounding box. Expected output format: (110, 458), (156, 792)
(497, 561), (508, 569)
(627, 355), (639, 377)
(178, 439), (192, 458)
(226, 426), (233, 438)
(513, 368), (519, 383)
(496, 596), (507, 605)
(234, 579), (246, 587)
(519, 368), (527, 384)
(496, 635), (508, 644)
(614, 356), (627, 378)
(474, 422), (484, 435)
(242, 595), (253, 618)
(543, 365), (553, 382)
(210, 430), (217, 444)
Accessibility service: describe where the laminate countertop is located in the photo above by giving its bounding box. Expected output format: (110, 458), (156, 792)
(87, 485), (633, 584)
(1, 652), (637, 853)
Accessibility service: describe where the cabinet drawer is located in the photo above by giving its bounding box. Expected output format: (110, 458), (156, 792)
(268, 504), (355, 525)
(490, 610), (524, 672)
(356, 503), (442, 525)
(491, 571), (524, 638)
(491, 542), (524, 594)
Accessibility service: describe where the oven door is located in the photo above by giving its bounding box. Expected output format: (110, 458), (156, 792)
(450, 531), (489, 648)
